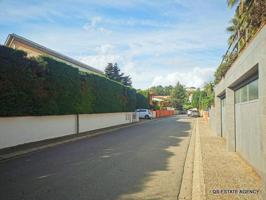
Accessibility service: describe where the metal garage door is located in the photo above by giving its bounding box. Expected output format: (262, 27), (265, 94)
(235, 79), (261, 170)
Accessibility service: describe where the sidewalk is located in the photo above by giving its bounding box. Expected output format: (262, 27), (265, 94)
(199, 118), (263, 200)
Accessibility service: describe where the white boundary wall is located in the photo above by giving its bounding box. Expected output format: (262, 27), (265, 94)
(0, 112), (138, 149)
(79, 112), (137, 133)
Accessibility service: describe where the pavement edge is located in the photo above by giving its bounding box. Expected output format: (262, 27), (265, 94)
(178, 118), (196, 200)
(192, 118), (206, 200)
(178, 118), (206, 200)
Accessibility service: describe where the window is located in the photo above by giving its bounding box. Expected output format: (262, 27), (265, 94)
(235, 90), (241, 104)
(248, 79), (258, 100)
(240, 85), (248, 102)
(235, 79), (258, 104)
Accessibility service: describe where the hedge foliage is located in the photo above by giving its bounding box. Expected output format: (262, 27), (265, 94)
(136, 92), (149, 109)
(0, 46), (148, 116)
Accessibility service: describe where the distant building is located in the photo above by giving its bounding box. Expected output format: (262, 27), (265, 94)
(151, 95), (172, 109)
(5, 33), (103, 75)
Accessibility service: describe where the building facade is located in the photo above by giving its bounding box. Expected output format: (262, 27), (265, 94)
(210, 24), (266, 197)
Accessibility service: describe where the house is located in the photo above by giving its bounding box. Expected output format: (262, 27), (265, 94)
(151, 95), (172, 109)
(4, 33), (103, 75)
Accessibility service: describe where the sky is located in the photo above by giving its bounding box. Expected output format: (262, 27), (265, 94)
(0, 0), (234, 89)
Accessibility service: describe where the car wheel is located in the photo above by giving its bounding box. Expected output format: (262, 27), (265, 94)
(145, 115), (149, 119)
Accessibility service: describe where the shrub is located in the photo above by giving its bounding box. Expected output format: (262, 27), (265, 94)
(136, 92), (149, 109)
(0, 45), (141, 116)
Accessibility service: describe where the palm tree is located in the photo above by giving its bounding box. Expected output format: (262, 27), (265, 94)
(227, 0), (242, 8)
(227, 14), (241, 45)
(227, 0), (249, 9)
(226, 0), (253, 48)
(227, 0), (252, 13)
(216, 0), (264, 84)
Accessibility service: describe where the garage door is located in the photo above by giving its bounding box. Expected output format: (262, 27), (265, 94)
(235, 79), (261, 170)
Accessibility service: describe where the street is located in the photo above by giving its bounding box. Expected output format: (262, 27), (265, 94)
(0, 116), (193, 200)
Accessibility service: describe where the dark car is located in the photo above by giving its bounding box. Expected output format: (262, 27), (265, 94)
(191, 110), (200, 117)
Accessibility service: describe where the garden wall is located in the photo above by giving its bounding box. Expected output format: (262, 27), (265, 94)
(0, 112), (138, 149)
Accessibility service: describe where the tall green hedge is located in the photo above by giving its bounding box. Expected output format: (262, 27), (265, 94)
(136, 92), (149, 109)
(0, 45), (145, 116)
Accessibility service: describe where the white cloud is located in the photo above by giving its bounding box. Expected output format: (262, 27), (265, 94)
(79, 54), (120, 70)
(0, 0), (233, 89)
(152, 67), (215, 88)
(83, 16), (112, 34)
(96, 44), (114, 54)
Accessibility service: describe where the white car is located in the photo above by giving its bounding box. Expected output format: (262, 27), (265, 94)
(187, 110), (192, 116)
(136, 109), (153, 119)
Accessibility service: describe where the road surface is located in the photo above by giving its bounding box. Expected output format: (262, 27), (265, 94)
(0, 116), (193, 200)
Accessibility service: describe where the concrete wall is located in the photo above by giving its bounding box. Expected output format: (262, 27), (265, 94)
(0, 115), (76, 149)
(211, 24), (266, 197)
(209, 107), (216, 132)
(79, 112), (137, 133)
(0, 112), (138, 149)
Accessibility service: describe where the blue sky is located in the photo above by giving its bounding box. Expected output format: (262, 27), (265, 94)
(0, 0), (234, 89)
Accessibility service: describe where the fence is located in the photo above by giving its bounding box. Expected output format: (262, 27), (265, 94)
(154, 110), (175, 118)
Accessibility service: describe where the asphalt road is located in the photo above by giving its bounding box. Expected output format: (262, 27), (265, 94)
(0, 115), (193, 200)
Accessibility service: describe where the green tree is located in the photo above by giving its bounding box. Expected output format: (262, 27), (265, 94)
(150, 85), (165, 95)
(121, 75), (132, 87)
(191, 82), (214, 110)
(137, 89), (149, 97)
(104, 63), (115, 80)
(170, 82), (187, 110)
(215, 0), (265, 84)
(227, 0), (244, 8)
(104, 63), (132, 87)
(149, 85), (173, 95)
(191, 89), (201, 109)
(164, 85), (174, 95)
(112, 63), (123, 82)
(227, 13), (242, 45)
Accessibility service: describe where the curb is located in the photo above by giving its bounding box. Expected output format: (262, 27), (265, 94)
(178, 119), (196, 200)
(192, 118), (206, 200)
(178, 118), (206, 200)
(0, 119), (155, 162)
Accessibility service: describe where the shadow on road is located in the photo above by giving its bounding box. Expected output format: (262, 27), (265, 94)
(0, 116), (192, 200)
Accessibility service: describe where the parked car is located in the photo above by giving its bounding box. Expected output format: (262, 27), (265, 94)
(187, 110), (192, 116)
(136, 109), (153, 119)
(179, 110), (187, 115)
(191, 110), (200, 117)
